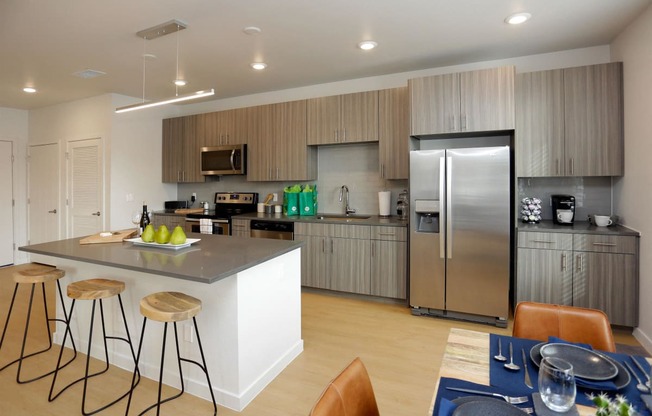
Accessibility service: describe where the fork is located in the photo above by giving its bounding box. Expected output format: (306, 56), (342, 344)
(446, 387), (530, 404)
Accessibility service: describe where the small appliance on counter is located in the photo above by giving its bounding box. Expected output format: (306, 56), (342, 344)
(551, 194), (575, 225)
(163, 200), (189, 213)
(397, 189), (409, 220)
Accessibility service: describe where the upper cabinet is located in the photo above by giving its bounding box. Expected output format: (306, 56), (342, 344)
(162, 115), (203, 183)
(196, 108), (249, 146)
(409, 66), (515, 136)
(379, 87), (409, 180)
(307, 91), (379, 145)
(516, 62), (623, 177)
(248, 100), (317, 181)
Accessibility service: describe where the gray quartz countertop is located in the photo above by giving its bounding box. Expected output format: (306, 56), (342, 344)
(19, 233), (303, 284)
(234, 212), (408, 227)
(518, 220), (640, 236)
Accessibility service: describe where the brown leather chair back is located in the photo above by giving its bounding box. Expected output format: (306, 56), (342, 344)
(513, 301), (616, 352)
(309, 357), (380, 416)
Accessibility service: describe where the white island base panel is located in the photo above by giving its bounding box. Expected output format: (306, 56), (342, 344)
(32, 248), (303, 411)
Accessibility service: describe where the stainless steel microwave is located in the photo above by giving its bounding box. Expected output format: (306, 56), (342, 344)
(200, 144), (246, 175)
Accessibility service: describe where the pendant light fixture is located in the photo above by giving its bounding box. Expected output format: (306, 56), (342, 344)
(115, 19), (214, 113)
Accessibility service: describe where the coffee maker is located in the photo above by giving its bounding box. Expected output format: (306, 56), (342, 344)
(551, 194), (575, 225)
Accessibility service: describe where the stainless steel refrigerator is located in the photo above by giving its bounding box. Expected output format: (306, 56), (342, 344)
(409, 145), (511, 326)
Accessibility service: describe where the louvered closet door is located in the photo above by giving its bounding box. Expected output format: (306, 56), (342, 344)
(67, 138), (104, 237)
(0, 141), (14, 265)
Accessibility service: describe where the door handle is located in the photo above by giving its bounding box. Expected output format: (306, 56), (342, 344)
(92, 211), (101, 216)
(48, 209), (57, 214)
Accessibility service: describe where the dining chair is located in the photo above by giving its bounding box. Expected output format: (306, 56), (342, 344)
(512, 301), (616, 352)
(309, 357), (380, 416)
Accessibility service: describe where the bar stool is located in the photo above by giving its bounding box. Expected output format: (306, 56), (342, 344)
(125, 291), (217, 416)
(49, 278), (140, 415)
(0, 263), (77, 383)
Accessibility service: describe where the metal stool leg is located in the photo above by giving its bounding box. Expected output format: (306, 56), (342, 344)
(0, 280), (77, 383)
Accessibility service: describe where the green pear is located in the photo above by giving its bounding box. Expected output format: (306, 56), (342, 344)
(154, 225), (171, 244)
(169, 225), (187, 245)
(141, 224), (155, 242)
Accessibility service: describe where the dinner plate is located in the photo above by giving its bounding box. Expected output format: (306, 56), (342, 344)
(540, 343), (618, 380)
(452, 398), (524, 416)
(530, 343), (631, 390)
(124, 237), (200, 250)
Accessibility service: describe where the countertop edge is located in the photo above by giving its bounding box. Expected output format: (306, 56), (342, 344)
(517, 220), (640, 237)
(234, 212), (408, 227)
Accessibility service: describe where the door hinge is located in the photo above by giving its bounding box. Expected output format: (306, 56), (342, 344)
(12, 199), (15, 207)
(66, 198), (69, 206)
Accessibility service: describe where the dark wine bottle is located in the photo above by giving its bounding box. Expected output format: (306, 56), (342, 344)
(139, 202), (150, 234)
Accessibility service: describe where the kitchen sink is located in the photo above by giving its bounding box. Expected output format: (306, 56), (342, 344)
(315, 214), (371, 221)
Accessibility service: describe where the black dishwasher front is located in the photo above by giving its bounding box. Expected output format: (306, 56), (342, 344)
(249, 220), (294, 240)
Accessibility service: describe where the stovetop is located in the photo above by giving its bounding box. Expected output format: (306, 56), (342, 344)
(186, 192), (258, 220)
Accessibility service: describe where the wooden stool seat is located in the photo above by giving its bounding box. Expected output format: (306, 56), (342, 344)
(67, 278), (125, 300)
(13, 265), (65, 284)
(140, 292), (202, 323)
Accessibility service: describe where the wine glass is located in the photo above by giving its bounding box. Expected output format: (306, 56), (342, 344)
(131, 211), (141, 236)
(539, 357), (576, 412)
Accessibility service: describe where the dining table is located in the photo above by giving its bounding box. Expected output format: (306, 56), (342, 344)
(429, 328), (652, 416)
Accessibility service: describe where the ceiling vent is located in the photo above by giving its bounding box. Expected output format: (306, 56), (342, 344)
(73, 69), (107, 79)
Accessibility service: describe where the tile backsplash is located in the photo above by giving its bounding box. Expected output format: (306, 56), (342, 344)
(517, 177), (613, 222)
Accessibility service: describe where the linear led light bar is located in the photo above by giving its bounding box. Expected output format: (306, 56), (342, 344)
(115, 89), (215, 113)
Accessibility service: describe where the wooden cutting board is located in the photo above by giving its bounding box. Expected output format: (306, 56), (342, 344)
(79, 229), (137, 245)
(174, 208), (205, 214)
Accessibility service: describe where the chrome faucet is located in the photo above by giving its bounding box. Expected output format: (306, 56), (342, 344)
(339, 185), (356, 214)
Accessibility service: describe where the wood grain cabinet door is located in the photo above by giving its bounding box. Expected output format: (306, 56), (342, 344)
(162, 117), (184, 183)
(516, 248), (573, 306)
(329, 237), (371, 294)
(371, 240), (407, 299)
(572, 252), (638, 326)
(460, 66), (515, 133)
(409, 73), (460, 135)
(340, 91), (378, 143)
(307, 95), (340, 145)
(563, 62), (623, 176)
(515, 70), (565, 177)
(379, 87), (409, 179)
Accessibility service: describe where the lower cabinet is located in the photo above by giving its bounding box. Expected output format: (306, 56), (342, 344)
(231, 218), (250, 237)
(517, 230), (639, 326)
(295, 222), (407, 299)
(151, 213), (185, 230)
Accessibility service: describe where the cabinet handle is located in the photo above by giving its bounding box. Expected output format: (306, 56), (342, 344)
(576, 254), (582, 272)
(343, 128), (346, 142)
(331, 240), (334, 253)
(334, 130), (339, 142)
(531, 240), (554, 244)
(555, 159), (560, 175)
(592, 242), (617, 247)
(569, 158), (574, 176)
(372, 242), (375, 257)
(461, 114), (467, 131)
(561, 253), (566, 271)
(322, 239), (325, 253)
(451, 115), (456, 132)
(92, 211), (101, 216)
(48, 209), (57, 214)
(381, 164), (385, 179)
(378, 232), (396, 236)
(177, 171), (181, 181)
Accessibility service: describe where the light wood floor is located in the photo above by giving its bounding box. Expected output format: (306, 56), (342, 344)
(0, 264), (642, 415)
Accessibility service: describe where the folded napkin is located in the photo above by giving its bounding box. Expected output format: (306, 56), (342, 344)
(437, 398), (457, 416)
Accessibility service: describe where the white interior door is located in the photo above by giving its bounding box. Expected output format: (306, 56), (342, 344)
(0, 141), (14, 265)
(67, 138), (104, 237)
(29, 143), (60, 244)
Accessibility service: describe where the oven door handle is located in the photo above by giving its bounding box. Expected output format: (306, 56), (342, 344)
(185, 218), (199, 223)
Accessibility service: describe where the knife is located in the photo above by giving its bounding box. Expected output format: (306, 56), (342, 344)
(446, 387), (506, 399)
(522, 348), (533, 389)
(631, 356), (651, 388)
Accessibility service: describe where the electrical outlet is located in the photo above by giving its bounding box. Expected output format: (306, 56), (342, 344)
(125, 193), (134, 202)
(184, 324), (194, 343)
(191, 193), (197, 202)
(272, 193), (278, 202)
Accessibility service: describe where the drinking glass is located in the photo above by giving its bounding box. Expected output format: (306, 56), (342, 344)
(539, 356), (576, 412)
(131, 211), (141, 236)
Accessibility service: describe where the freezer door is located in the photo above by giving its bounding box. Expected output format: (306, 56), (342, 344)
(445, 146), (510, 318)
(409, 149), (446, 310)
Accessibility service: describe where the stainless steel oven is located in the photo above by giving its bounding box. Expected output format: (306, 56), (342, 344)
(184, 218), (229, 235)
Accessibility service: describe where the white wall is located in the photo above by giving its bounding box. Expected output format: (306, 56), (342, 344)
(610, 4), (652, 349)
(0, 107), (29, 264)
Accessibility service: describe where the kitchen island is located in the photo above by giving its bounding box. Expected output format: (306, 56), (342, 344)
(19, 233), (303, 411)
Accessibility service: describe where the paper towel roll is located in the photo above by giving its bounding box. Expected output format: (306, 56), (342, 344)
(378, 191), (391, 217)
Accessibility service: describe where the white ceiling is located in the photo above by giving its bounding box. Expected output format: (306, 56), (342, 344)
(1, 0), (650, 110)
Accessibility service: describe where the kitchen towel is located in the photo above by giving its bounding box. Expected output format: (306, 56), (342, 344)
(378, 191), (391, 216)
(199, 219), (212, 234)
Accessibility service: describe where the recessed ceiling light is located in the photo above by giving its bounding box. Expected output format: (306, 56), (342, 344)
(23, 87), (37, 93)
(505, 12), (531, 25)
(358, 40), (378, 51)
(174, 79), (187, 86)
(243, 26), (262, 35)
(250, 62), (267, 70)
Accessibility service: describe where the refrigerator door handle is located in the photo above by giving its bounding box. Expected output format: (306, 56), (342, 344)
(446, 156), (453, 259)
(440, 157), (446, 259)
